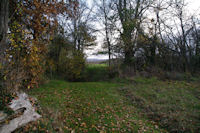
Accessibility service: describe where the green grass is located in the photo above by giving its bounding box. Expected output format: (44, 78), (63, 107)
(119, 77), (200, 132)
(14, 64), (200, 132)
(22, 80), (165, 133)
(85, 64), (109, 81)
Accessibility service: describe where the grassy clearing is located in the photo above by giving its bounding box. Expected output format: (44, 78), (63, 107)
(85, 64), (109, 81)
(14, 64), (200, 132)
(118, 77), (200, 132)
(18, 80), (165, 133)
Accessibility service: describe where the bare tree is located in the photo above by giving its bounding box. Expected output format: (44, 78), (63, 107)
(63, 1), (96, 53)
(95, 0), (114, 66)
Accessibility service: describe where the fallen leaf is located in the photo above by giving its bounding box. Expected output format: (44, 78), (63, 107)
(71, 129), (75, 133)
(81, 122), (87, 127)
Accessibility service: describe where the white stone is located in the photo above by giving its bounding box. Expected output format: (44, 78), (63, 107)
(0, 92), (41, 133)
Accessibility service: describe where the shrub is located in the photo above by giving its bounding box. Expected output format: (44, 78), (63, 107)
(58, 50), (86, 81)
(66, 52), (86, 81)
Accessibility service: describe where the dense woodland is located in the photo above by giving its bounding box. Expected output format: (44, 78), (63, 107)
(0, 0), (200, 132)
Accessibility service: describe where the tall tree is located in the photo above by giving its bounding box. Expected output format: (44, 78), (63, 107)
(64, 0), (96, 53)
(95, 0), (114, 66)
(116, 0), (152, 65)
(0, 0), (9, 62)
(2, 0), (76, 91)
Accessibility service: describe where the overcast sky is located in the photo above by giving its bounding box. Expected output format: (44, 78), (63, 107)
(85, 0), (200, 59)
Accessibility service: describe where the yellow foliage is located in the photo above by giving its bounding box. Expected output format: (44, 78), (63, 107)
(3, 0), (75, 91)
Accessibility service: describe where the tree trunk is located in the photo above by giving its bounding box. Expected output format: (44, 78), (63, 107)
(0, 0), (9, 62)
(103, 0), (111, 67)
(123, 28), (134, 65)
(118, 0), (136, 66)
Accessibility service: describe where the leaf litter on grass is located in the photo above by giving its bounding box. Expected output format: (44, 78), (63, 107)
(16, 80), (166, 132)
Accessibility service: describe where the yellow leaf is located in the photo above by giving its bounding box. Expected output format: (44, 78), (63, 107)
(81, 122), (87, 127)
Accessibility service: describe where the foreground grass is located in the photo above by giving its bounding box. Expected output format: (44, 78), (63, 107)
(19, 80), (164, 133)
(14, 62), (200, 132)
(119, 77), (200, 132)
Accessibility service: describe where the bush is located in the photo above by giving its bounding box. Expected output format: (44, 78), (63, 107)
(66, 52), (86, 81)
(58, 50), (86, 81)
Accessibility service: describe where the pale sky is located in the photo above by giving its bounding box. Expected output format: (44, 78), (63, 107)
(85, 0), (200, 59)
